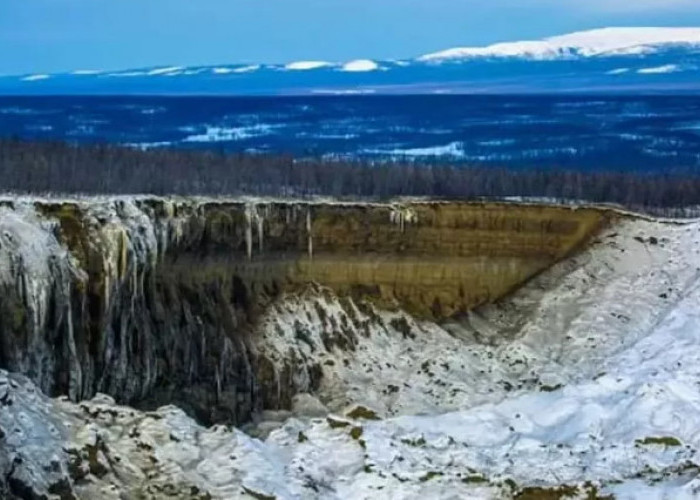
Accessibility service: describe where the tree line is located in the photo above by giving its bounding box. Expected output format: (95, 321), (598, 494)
(1, 138), (699, 216)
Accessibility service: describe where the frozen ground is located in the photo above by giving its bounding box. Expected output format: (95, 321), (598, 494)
(3, 213), (700, 499)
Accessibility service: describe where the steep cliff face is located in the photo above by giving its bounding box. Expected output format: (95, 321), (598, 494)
(0, 197), (608, 424)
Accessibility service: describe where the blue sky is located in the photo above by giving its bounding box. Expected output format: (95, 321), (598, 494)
(1, 0), (700, 74)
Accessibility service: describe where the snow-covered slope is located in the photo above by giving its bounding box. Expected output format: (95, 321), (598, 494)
(2, 27), (700, 95)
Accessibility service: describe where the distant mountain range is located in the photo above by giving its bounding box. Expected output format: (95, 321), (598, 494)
(3, 27), (700, 95)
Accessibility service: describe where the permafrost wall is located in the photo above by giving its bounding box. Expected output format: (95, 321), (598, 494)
(0, 197), (608, 424)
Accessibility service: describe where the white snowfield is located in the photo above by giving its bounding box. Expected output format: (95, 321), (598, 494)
(419, 27), (700, 61)
(340, 59), (380, 72)
(20, 74), (50, 82)
(4, 209), (700, 499)
(285, 61), (334, 71)
(637, 64), (681, 74)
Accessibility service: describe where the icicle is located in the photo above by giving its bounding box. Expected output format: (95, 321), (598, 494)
(306, 207), (313, 259)
(245, 204), (253, 260)
(257, 211), (264, 253)
(390, 205), (417, 233)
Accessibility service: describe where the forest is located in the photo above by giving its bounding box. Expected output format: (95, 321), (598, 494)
(1, 138), (699, 216)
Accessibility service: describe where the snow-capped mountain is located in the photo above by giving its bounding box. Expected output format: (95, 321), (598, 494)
(419, 27), (700, 60)
(2, 27), (700, 95)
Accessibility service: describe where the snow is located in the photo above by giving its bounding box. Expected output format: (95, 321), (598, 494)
(20, 74), (49, 82)
(285, 60), (334, 71)
(363, 142), (464, 157)
(419, 27), (700, 61)
(607, 67), (630, 75)
(340, 59), (380, 72)
(106, 71), (147, 77)
(311, 89), (376, 95)
(233, 64), (261, 73)
(243, 215), (700, 497)
(146, 66), (183, 76)
(212, 65), (261, 74)
(182, 124), (278, 143)
(638, 64), (681, 74)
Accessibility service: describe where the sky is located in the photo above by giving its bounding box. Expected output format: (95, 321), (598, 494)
(1, 0), (700, 74)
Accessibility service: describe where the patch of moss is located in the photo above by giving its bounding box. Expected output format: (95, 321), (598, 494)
(242, 485), (276, 500)
(503, 478), (518, 491)
(514, 484), (614, 500)
(539, 383), (564, 392)
(326, 416), (350, 429)
(346, 405), (381, 421)
(635, 436), (682, 447)
(514, 485), (579, 500)
(297, 431), (308, 443)
(419, 471), (443, 482)
(350, 426), (363, 440)
(462, 474), (488, 484)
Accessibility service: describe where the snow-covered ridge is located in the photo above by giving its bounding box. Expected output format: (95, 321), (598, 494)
(21, 74), (50, 82)
(285, 60), (334, 71)
(5, 26), (700, 95)
(14, 27), (700, 80)
(419, 27), (700, 61)
(341, 59), (380, 72)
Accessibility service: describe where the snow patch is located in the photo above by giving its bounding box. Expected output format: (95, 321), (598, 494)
(182, 124), (278, 143)
(311, 88), (376, 95)
(21, 74), (50, 82)
(285, 60), (333, 71)
(106, 71), (147, 77)
(147, 66), (183, 76)
(340, 59), (380, 72)
(233, 64), (261, 74)
(125, 141), (173, 150)
(638, 64), (681, 74)
(606, 67), (630, 75)
(212, 65), (261, 74)
(364, 142), (465, 158)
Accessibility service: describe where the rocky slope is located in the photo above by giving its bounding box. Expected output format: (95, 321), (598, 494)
(0, 197), (605, 426)
(2, 207), (700, 499)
